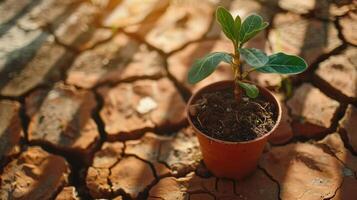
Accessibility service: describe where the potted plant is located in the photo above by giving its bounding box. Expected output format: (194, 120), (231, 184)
(187, 7), (307, 179)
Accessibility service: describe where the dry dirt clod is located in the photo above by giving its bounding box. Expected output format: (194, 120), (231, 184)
(26, 83), (100, 161)
(339, 105), (357, 153)
(55, 186), (80, 200)
(260, 142), (345, 200)
(287, 83), (340, 138)
(0, 147), (70, 200)
(0, 100), (22, 164)
(98, 78), (186, 140)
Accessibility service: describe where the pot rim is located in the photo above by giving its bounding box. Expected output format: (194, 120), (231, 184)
(186, 80), (282, 145)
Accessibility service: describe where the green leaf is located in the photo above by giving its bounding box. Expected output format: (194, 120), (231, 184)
(188, 52), (232, 84)
(239, 14), (269, 44)
(241, 22), (268, 44)
(239, 48), (268, 67)
(238, 81), (259, 98)
(216, 7), (237, 42)
(234, 15), (241, 41)
(256, 53), (308, 74)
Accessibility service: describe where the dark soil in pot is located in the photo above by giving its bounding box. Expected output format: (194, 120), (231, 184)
(189, 87), (278, 142)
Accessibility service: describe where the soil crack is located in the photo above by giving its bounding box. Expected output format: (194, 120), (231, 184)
(257, 166), (282, 200)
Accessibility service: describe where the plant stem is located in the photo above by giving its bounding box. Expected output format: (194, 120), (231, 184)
(242, 68), (256, 79)
(232, 42), (242, 101)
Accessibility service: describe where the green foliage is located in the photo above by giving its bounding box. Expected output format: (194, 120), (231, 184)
(237, 81), (259, 98)
(239, 14), (268, 45)
(256, 53), (307, 74)
(188, 52), (232, 84)
(234, 15), (241, 41)
(239, 48), (268, 67)
(187, 6), (307, 99)
(216, 7), (238, 43)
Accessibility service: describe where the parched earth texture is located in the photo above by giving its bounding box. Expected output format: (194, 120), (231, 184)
(0, 0), (357, 199)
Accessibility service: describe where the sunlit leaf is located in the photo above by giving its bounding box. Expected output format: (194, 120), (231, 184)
(239, 48), (268, 67)
(239, 14), (269, 44)
(256, 53), (308, 74)
(234, 15), (241, 41)
(216, 7), (237, 42)
(238, 81), (259, 98)
(188, 52), (232, 84)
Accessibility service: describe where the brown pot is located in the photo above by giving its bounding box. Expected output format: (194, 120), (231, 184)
(187, 80), (282, 180)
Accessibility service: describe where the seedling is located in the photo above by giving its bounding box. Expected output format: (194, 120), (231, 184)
(188, 7), (307, 99)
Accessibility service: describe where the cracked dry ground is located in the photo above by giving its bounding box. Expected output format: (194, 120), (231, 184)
(0, 0), (356, 199)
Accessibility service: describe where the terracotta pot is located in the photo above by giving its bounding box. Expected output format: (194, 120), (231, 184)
(187, 80), (282, 180)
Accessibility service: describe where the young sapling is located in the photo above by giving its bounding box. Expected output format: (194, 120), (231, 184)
(188, 7), (307, 101)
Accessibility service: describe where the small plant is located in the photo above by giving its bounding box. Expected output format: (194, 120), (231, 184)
(188, 7), (307, 99)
